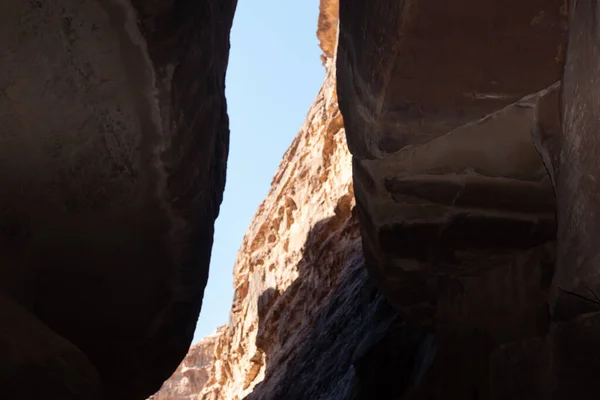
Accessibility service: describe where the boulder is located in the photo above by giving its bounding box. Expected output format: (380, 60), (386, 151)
(0, 0), (236, 398)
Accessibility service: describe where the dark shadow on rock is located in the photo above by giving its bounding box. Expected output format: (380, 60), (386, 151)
(247, 213), (436, 400)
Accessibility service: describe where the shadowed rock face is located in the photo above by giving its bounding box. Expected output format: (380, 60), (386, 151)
(0, 0), (236, 398)
(336, 0), (600, 398)
(150, 9), (422, 397)
(7, 0), (600, 399)
(337, 0), (567, 324)
(142, 1), (600, 399)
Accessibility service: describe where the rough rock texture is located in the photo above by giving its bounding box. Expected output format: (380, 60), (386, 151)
(153, 1), (600, 399)
(199, 49), (360, 400)
(337, 0), (566, 325)
(336, 0), (600, 398)
(149, 327), (226, 400)
(317, 0), (339, 63)
(162, 0), (600, 397)
(16, 0), (600, 398)
(152, 8), (434, 398)
(538, 2), (600, 397)
(0, 0), (236, 398)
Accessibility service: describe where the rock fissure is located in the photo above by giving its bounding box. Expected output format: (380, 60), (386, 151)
(7, 0), (600, 399)
(155, 1), (600, 399)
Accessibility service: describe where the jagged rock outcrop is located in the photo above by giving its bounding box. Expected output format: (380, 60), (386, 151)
(160, 1), (600, 399)
(0, 1), (236, 398)
(149, 327), (226, 400)
(15, 0), (600, 398)
(200, 43), (360, 400)
(151, 6), (432, 399)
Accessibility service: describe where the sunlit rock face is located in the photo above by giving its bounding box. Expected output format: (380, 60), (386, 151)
(149, 327), (226, 400)
(151, 3), (435, 398)
(71, 0), (600, 398)
(197, 40), (365, 400)
(0, 0), (236, 398)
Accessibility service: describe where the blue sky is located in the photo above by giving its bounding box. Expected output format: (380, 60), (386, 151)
(193, 0), (324, 342)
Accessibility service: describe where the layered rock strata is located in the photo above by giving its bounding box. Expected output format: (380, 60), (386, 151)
(0, 0), (236, 398)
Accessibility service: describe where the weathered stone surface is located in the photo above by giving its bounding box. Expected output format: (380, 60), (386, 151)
(150, 327), (226, 400)
(0, 0), (236, 398)
(317, 0), (339, 63)
(353, 90), (559, 326)
(197, 48), (361, 400)
(336, 0), (567, 324)
(151, 10), (432, 398)
(541, 3), (600, 397)
(336, 0), (600, 398)
(112, 1), (600, 399)
(337, 0), (567, 159)
(247, 264), (433, 400)
(0, 293), (102, 399)
(549, 0), (600, 323)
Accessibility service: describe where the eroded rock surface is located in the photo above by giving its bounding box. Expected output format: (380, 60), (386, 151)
(198, 45), (361, 400)
(337, 0), (600, 398)
(337, 0), (566, 327)
(152, 1), (600, 399)
(151, 7), (434, 398)
(149, 327), (226, 400)
(12, 0), (600, 398)
(0, 0), (236, 398)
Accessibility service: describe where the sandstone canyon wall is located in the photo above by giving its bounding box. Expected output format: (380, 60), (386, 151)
(336, 0), (600, 398)
(154, 1), (600, 399)
(0, 1), (236, 398)
(5, 0), (600, 399)
(152, 4), (432, 399)
(149, 327), (226, 400)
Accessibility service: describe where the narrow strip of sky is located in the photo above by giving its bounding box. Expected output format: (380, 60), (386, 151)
(193, 0), (324, 342)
